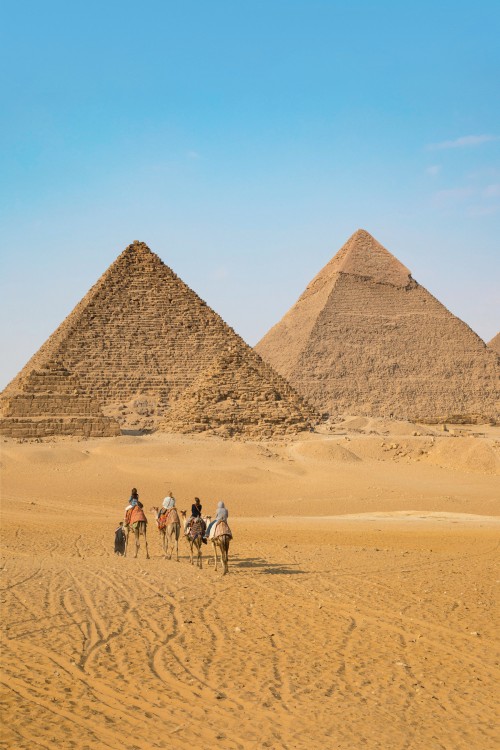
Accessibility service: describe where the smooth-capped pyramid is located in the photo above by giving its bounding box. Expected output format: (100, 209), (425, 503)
(1, 241), (315, 437)
(0, 359), (120, 438)
(255, 230), (500, 423)
(488, 332), (500, 355)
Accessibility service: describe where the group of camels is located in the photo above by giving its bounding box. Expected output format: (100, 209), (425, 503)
(123, 505), (231, 575)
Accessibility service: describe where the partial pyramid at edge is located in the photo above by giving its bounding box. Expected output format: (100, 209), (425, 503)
(255, 230), (500, 423)
(1, 241), (316, 437)
(488, 332), (500, 355)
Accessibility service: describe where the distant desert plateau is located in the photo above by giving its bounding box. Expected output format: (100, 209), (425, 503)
(1, 416), (499, 749)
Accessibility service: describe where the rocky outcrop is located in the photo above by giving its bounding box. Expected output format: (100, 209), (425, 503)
(2, 241), (316, 437)
(0, 360), (120, 438)
(256, 230), (500, 423)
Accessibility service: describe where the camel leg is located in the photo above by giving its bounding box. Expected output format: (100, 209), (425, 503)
(175, 527), (179, 561)
(124, 529), (129, 557)
(189, 541), (194, 565)
(213, 541), (218, 571)
(222, 539), (229, 575)
(134, 528), (141, 558)
(197, 540), (202, 569)
(144, 531), (150, 560)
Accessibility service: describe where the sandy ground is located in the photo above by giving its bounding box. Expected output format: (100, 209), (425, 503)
(1, 420), (499, 749)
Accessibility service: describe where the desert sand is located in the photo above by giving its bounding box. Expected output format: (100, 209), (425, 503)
(1, 418), (499, 749)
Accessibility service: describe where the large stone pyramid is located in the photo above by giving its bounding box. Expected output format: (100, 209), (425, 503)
(2, 241), (315, 437)
(255, 230), (500, 423)
(488, 332), (500, 355)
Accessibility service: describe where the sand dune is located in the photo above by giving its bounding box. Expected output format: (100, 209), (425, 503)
(1, 426), (499, 749)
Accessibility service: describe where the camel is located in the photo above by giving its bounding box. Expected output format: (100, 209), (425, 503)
(151, 506), (181, 561)
(124, 506), (150, 559)
(180, 510), (207, 568)
(211, 522), (232, 575)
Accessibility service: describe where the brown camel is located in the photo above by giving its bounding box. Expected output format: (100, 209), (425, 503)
(180, 511), (206, 568)
(211, 521), (232, 575)
(151, 506), (181, 561)
(124, 506), (150, 559)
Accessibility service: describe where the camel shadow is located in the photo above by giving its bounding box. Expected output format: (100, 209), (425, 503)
(231, 556), (307, 575)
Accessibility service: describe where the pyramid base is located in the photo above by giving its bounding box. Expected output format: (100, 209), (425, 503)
(0, 416), (121, 439)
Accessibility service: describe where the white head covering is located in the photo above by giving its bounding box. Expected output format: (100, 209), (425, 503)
(162, 495), (175, 510)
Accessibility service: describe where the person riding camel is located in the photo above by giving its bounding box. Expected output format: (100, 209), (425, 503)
(205, 501), (228, 539)
(191, 497), (202, 519)
(125, 488), (140, 512)
(124, 488), (146, 527)
(158, 490), (175, 518)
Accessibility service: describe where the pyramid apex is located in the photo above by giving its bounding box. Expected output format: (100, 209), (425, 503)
(327, 229), (412, 287)
(126, 239), (153, 252)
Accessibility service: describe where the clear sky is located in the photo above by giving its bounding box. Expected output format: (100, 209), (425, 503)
(1, 0), (499, 389)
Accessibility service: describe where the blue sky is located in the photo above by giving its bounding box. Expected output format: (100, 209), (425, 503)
(1, 0), (499, 389)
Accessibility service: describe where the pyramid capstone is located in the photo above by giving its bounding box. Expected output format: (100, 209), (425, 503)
(255, 230), (500, 423)
(2, 241), (316, 437)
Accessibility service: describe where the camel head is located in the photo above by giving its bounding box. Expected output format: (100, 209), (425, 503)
(180, 510), (187, 518)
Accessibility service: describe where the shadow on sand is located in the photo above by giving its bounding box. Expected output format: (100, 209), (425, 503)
(231, 556), (307, 575)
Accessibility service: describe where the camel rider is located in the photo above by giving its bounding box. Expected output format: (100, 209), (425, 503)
(125, 488), (140, 513)
(205, 501), (228, 539)
(191, 497), (202, 519)
(158, 491), (175, 518)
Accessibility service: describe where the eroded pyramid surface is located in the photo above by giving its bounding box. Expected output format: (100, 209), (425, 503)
(488, 332), (500, 355)
(256, 230), (500, 423)
(0, 360), (120, 438)
(2, 241), (315, 436)
(161, 349), (311, 438)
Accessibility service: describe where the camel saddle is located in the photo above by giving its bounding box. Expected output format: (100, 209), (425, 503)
(157, 508), (180, 530)
(188, 516), (206, 541)
(213, 520), (232, 540)
(125, 505), (147, 526)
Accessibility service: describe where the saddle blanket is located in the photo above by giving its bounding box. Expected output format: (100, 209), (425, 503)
(125, 506), (147, 526)
(188, 517), (206, 541)
(211, 520), (232, 540)
(158, 508), (180, 530)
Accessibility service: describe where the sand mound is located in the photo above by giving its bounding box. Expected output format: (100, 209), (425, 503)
(295, 440), (362, 463)
(426, 437), (500, 474)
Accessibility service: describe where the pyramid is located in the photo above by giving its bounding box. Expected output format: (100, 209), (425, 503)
(255, 230), (500, 423)
(0, 359), (120, 438)
(488, 332), (500, 355)
(2, 241), (315, 437)
(161, 349), (312, 438)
